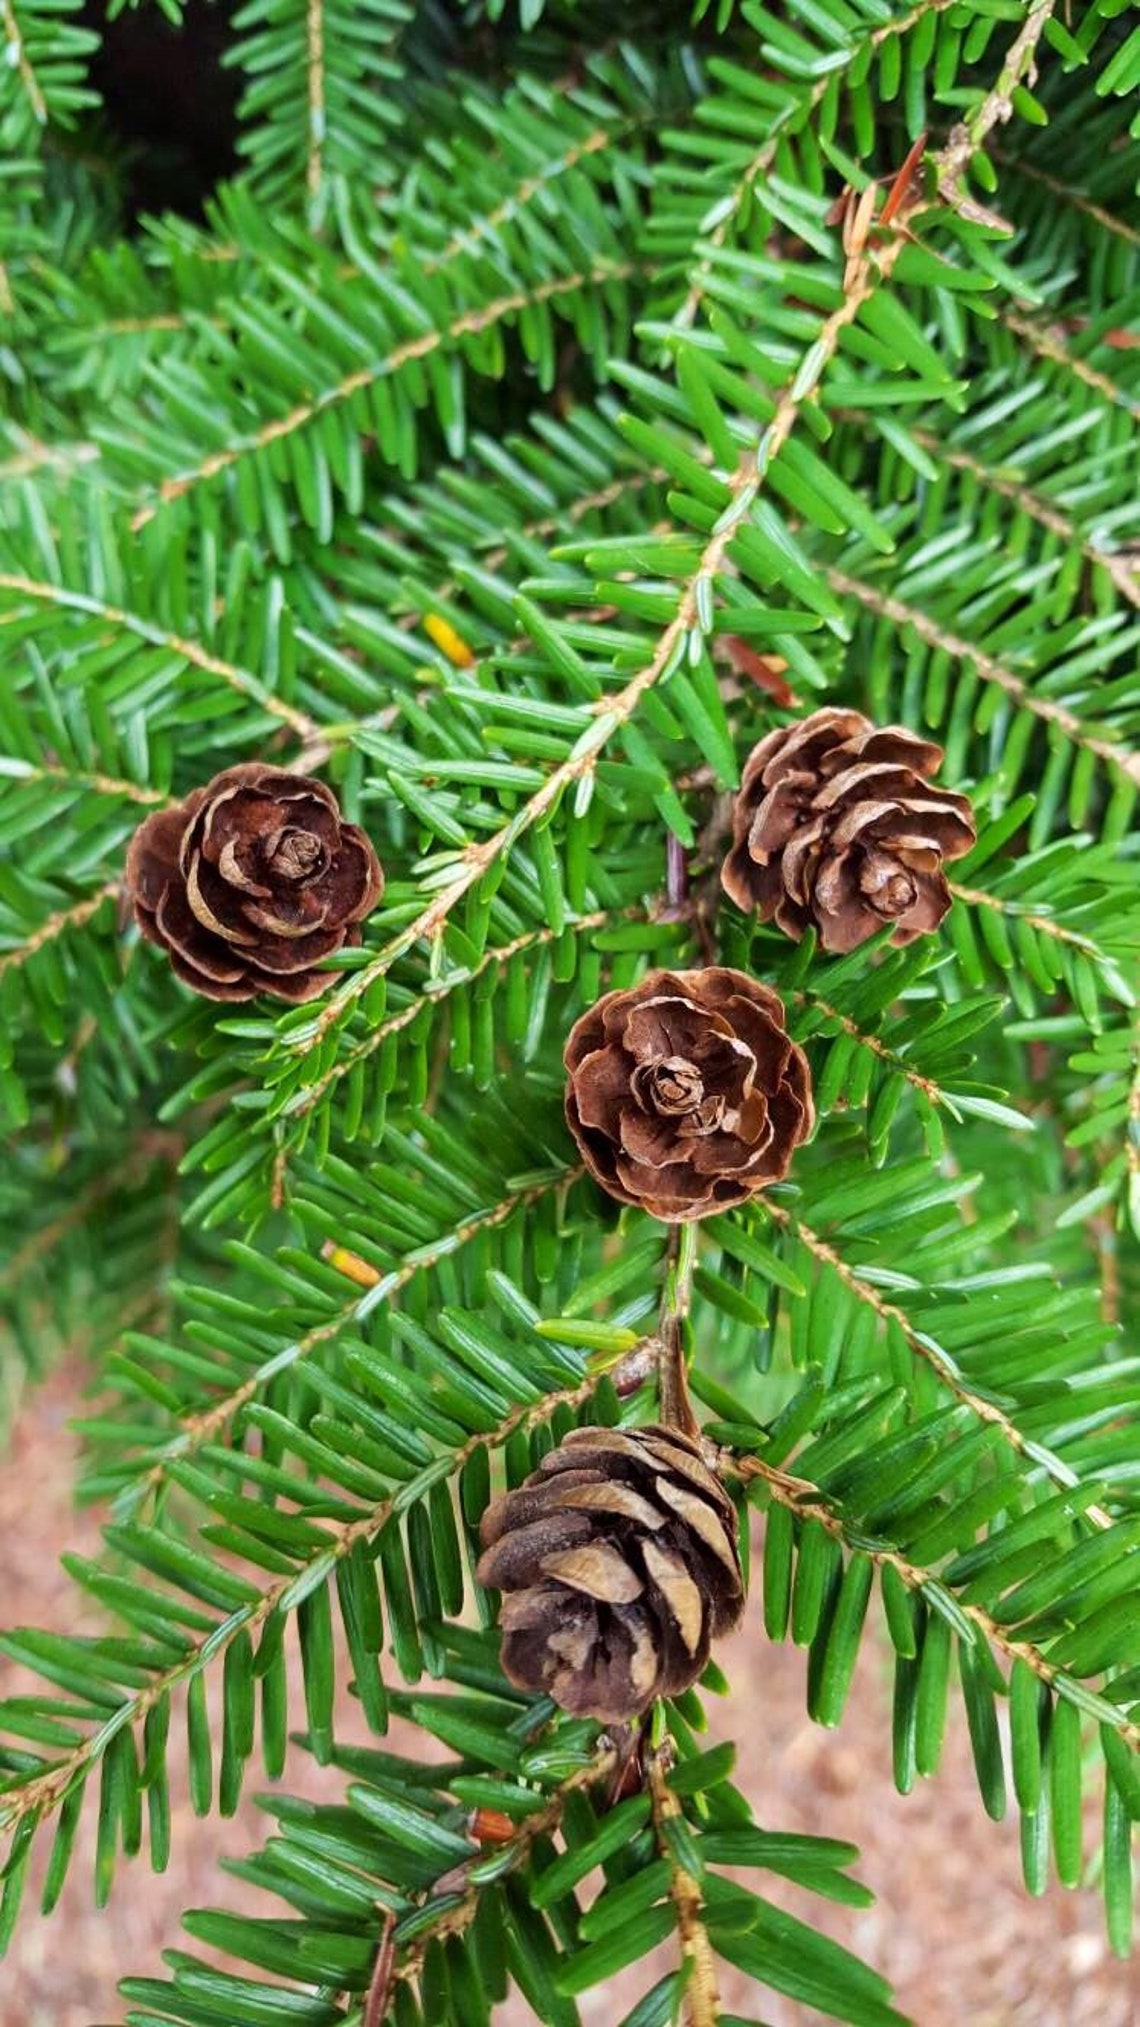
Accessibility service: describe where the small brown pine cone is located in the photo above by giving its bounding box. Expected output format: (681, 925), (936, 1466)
(564, 967), (813, 1222)
(125, 764), (384, 1002)
(721, 708), (975, 954)
(477, 1424), (744, 1723)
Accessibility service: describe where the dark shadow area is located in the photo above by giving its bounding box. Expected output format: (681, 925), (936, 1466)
(81, 0), (240, 223)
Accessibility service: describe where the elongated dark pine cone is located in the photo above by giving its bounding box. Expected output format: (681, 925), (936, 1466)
(721, 708), (975, 953)
(477, 1424), (744, 1723)
(125, 764), (383, 1002)
(564, 967), (813, 1222)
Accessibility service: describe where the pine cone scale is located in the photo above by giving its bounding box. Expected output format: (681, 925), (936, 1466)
(477, 1511), (594, 1590)
(541, 1542), (645, 1604)
(155, 882), (248, 988)
(641, 1537), (704, 1657)
(652, 1473), (741, 1585)
(549, 1481), (669, 1529)
(128, 795), (208, 916)
(184, 852), (263, 943)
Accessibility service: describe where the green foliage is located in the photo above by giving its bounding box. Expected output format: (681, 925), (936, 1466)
(225, 0), (414, 226)
(1, 0), (1138, 2020)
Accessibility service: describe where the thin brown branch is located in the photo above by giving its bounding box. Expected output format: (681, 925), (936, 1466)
(649, 1752), (721, 2027)
(795, 990), (942, 1104)
(882, 423), (1140, 610)
(361, 1911), (397, 2027)
(730, 1447), (1140, 1749)
(0, 573), (318, 740)
(991, 152), (1140, 249)
(675, 0), (959, 330)
(306, 0), (324, 208)
(432, 123), (616, 271)
(949, 881), (1108, 958)
(129, 262), (638, 530)
(1, 0), (47, 125)
(0, 437), (99, 483)
(393, 1748), (618, 1992)
(88, 314), (187, 337)
(0, 1370), (602, 1838)
(935, 0), (1057, 223)
(283, 905), (663, 1122)
(3, 762), (171, 807)
(826, 567), (1140, 784)
(1003, 310), (1140, 419)
(127, 1168), (578, 1508)
(658, 1223), (699, 1440)
(765, 1205), (1114, 1530)
(0, 882), (118, 981)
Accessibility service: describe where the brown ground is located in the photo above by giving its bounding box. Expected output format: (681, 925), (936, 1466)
(0, 1364), (1135, 2027)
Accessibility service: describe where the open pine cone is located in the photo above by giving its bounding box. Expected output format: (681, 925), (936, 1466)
(477, 1424), (744, 1723)
(125, 764), (383, 1002)
(564, 967), (813, 1221)
(721, 708), (975, 953)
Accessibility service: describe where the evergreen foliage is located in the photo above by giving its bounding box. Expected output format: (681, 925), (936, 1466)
(1, 0), (1138, 2019)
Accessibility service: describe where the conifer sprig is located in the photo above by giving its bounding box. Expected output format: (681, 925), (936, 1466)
(1, 3), (1138, 2020)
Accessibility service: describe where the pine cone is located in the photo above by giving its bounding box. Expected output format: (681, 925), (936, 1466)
(477, 1424), (744, 1723)
(564, 967), (813, 1222)
(721, 708), (975, 954)
(125, 764), (384, 1002)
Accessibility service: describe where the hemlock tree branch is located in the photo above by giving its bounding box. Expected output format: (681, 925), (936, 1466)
(1002, 308), (1140, 417)
(765, 1204), (1116, 1529)
(281, 906), (663, 1121)
(128, 261), (642, 531)
(935, 0), (1058, 220)
(0, 883), (118, 978)
(1, 5), (1138, 2019)
(827, 568), (1140, 784)
(0, 574), (319, 738)
(391, 1748), (619, 1994)
(728, 1445), (1140, 1750)
(292, 187), (937, 1059)
(121, 1166), (580, 1513)
(0, 1372), (604, 1838)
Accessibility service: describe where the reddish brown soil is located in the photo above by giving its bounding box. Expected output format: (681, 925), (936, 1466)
(0, 1364), (1134, 2027)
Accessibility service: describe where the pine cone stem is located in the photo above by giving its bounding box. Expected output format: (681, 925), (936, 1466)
(658, 1222), (699, 1439)
(650, 1752), (722, 2027)
(665, 831), (689, 915)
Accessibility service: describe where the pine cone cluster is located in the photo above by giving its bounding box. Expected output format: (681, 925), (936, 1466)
(564, 967), (813, 1222)
(477, 1424), (743, 1724)
(721, 708), (975, 953)
(126, 764), (383, 1002)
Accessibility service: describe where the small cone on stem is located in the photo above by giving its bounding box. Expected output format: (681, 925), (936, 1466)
(478, 1424), (744, 1724)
